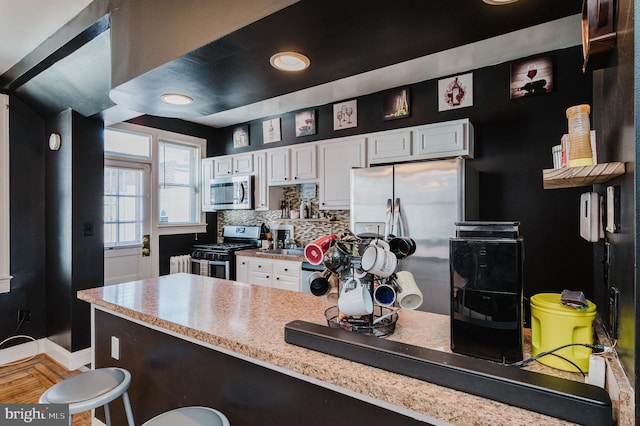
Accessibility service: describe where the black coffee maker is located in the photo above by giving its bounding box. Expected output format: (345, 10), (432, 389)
(450, 222), (524, 363)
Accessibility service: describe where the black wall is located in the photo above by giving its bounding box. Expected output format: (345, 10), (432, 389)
(0, 96), (46, 344)
(212, 46), (594, 303)
(45, 110), (104, 352)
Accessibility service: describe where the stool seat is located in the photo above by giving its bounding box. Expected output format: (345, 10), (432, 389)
(39, 367), (135, 426)
(142, 406), (230, 426)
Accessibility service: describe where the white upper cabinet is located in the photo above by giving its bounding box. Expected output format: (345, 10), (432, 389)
(268, 144), (317, 185)
(318, 136), (367, 210)
(254, 151), (281, 211)
(214, 153), (254, 178)
(413, 118), (473, 159)
(368, 119), (473, 164)
(368, 129), (412, 164)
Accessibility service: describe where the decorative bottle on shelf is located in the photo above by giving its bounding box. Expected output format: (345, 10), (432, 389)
(566, 104), (593, 167)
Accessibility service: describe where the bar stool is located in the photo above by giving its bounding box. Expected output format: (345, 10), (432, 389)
(142, 406), (230, 426)
(39, 367), (135, 426)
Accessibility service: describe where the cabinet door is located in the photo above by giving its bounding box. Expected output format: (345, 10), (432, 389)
(202, 158), (215, 210)
(214, 155), (234, 177)
(268, 148), (290, 184)
(368, 130), (412, 164)
(236, 256), (250, 283)
(291, 144), (317, 181)
(413, 119), (473, 159)
(318, 137), (366, 210)
(233, 154), (254, 174)
(254, 152), (282, 211)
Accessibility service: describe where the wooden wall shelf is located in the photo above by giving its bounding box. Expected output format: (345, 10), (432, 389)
(542, 162), (625, 189)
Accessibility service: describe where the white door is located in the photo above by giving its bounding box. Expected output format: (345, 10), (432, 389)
(104, 161), (152, 285)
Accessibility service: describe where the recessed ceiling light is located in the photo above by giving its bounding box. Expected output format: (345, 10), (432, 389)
(161, 93), (194, 105)
(482, 0), (518, 4)
(270, 52), (310, 72)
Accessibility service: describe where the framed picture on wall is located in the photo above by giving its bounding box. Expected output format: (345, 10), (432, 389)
(333, 99), (357, 130)
(383, 87), (410, 120)
(295, 109), (316, 137)
(438, 73), (473, 111)
(232, 125), (249, 148)
(510, 56), (554, 99)
(262, 118), (281, 143)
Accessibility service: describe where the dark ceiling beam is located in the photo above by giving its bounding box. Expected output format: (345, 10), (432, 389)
(0, 0), (118, 91)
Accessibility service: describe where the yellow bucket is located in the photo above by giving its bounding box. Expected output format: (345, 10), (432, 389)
(530, 293), (596, 372)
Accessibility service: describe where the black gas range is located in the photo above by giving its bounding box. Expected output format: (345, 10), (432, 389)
(191, 225), (261, 280)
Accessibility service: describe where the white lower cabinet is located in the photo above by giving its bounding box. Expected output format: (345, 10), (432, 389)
(236, 256), (301, 291)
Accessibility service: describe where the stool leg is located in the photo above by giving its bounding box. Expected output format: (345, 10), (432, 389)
(122, 391), (135, 426)
(104, 403), (111, 426)
(68, 414), (72, 426)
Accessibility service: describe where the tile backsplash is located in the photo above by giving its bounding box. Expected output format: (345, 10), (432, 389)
(217, 185), (350, 246)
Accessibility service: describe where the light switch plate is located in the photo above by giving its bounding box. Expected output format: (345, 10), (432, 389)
(580, 192), (600, 242)
(606, 186), (620, 233)
(111, 336), (120, 360)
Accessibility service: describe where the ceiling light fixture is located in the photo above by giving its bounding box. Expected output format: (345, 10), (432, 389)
(482, 0), (518, 4)
(270, 52), (310, 72)
(161, 93), (194, 105)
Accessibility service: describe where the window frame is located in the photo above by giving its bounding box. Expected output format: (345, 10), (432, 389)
(0, 94), (10, 293)
(107, 122), (207, 236)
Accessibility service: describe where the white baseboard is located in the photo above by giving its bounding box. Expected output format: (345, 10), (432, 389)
(0, 336), (44, 365)
(0, 337), (92, 371)
(44, 339), (92, 370)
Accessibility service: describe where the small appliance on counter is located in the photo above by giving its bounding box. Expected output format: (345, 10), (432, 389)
(450, 221), (524, 363)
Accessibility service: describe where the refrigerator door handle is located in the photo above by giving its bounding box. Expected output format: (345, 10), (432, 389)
(394, 197), (405, 237)
(385, 198), (393, 237)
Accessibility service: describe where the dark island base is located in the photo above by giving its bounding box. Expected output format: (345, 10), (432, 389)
(94, 309), (432, 425)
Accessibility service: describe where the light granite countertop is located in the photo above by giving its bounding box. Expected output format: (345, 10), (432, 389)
(77, 273), (626, 425)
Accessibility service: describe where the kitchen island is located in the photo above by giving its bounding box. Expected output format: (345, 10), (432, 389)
(78, 273), (618, 425)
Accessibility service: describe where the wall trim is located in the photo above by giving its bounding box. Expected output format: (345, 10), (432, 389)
(0, 94), (11, 293)
(0, 338), (91, 371)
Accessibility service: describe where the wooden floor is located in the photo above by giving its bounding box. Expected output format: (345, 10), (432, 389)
(0, 354), (92, 425)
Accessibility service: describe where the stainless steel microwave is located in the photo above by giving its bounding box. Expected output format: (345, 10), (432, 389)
(203, 175), (254, 211)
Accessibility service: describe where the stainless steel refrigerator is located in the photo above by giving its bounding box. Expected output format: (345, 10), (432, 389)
(350, 158), (478, 314)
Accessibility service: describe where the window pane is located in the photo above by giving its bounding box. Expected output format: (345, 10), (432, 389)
(119, 196), (139, 222)
(159, 186), (191, 223)
(104, 196), (117, 222)
(105, 128), (151, 158)
(119, 169), (141, 195)
(104, 224), (117, 245)
(158, 140), (199, 224)
(104, 166), (144, 247)
(118, 223), (138, 244)
(104, 169), (118, 195)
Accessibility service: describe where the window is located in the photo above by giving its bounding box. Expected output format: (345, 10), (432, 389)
(158, 140), (201, 225)
(104, 166), (145, 247)
(104, 128), (151, 159)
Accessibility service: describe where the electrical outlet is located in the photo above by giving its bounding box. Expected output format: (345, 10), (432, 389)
(17, 309), (30, 325)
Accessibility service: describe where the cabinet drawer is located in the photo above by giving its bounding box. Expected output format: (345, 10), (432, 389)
(274, 261), (300, 277)
(250, 259), (273, 273)
(274, 275), (299, 291)
(250, 272), (272, 287)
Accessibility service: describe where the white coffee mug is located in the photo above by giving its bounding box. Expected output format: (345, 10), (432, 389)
(395, 270), (423, 310)
(338, 277), (373, 316)
(361, 243), (397, 278)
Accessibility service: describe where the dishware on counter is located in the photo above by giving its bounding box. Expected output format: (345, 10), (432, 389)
(304, 233), (338, 265)
(290, 210), (300, 219)
(373, 283), (396, 307)
(307, 271), (330, 296)
(388, 236), (416, 259)
(338, 277), (373, 317)
(322, 246), (350, 273)
(361, 240), (397, 277)
(395, 271), (423, 310)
